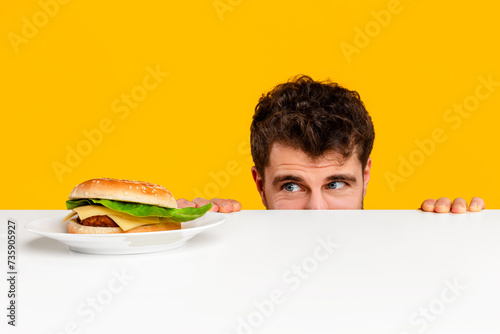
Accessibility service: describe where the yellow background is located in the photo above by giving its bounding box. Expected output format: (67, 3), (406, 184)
(1, 0), (498, 210)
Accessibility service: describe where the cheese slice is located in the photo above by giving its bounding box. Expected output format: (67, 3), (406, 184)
(62, 210), (78, 222)
(72, 205), (160, 231)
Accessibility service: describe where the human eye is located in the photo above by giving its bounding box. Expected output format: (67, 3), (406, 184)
(326, 181), (346, 190)
(282, 182), (301, 192)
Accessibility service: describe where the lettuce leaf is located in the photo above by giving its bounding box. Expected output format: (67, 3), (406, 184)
(66, 198), (211, 223)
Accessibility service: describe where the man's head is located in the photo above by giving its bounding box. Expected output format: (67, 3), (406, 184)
(250, 75), (375, 209)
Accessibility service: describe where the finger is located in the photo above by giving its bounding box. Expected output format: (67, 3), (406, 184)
(469, 197), (486, 212)
(228, 199), (242, 212)
(210, 198), (235, 213)
(435, 197), (452, 213)
(451, 197), (467, 214)
(192, 197), (210, 207)
(421, 199), (436, 212)
(192, 197), (219, 212)
(176, 198), (196, 208)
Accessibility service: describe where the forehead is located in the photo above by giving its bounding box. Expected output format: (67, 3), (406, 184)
(266, 143), (362, 174)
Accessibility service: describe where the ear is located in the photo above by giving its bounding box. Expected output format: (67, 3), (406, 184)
(362, 157), (372, 198)
(251, 166), (267, 207)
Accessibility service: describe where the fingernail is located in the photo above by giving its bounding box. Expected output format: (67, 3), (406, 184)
(221, 202), (230, 207)
(436, 203), (445, 208)
(470, 203), (478, 209)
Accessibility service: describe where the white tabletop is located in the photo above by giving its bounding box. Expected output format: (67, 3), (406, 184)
(2, 210), (500, 334)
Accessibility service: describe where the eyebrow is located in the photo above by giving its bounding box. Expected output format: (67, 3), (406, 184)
(272, 175), (304, 187)
(325, 174), (357, 185)
(272, 173), (358, 187)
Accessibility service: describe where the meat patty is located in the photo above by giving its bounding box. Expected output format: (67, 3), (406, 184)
(77, 215), (119, 228)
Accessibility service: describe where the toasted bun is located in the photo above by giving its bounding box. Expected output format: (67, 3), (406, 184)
(67, 218), (123, 234)
(67, 218), (181, 234)
(68, 178), (177, 208)
(126, 221), (181, 233)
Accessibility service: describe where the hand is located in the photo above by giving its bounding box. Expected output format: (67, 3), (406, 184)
(176, 197), (242, 213)
(420, 197), (485, 213)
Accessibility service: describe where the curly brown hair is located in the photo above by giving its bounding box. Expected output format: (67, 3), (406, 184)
(250, 75), (375, 180)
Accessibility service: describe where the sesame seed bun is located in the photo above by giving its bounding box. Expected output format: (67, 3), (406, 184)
(68, 178), (177, 208)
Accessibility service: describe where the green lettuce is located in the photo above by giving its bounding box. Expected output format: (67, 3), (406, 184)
(66, 198), (211, 223)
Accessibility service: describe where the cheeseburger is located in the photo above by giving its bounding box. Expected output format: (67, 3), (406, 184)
(63, 178), (211, 234)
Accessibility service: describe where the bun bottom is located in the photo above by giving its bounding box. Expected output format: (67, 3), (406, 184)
(67, 218), (181, 234)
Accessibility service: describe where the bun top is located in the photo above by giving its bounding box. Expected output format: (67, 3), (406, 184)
(68, 178), (177, 208)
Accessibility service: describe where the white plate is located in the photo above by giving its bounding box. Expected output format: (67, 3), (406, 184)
(25, 211), (225, 255)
